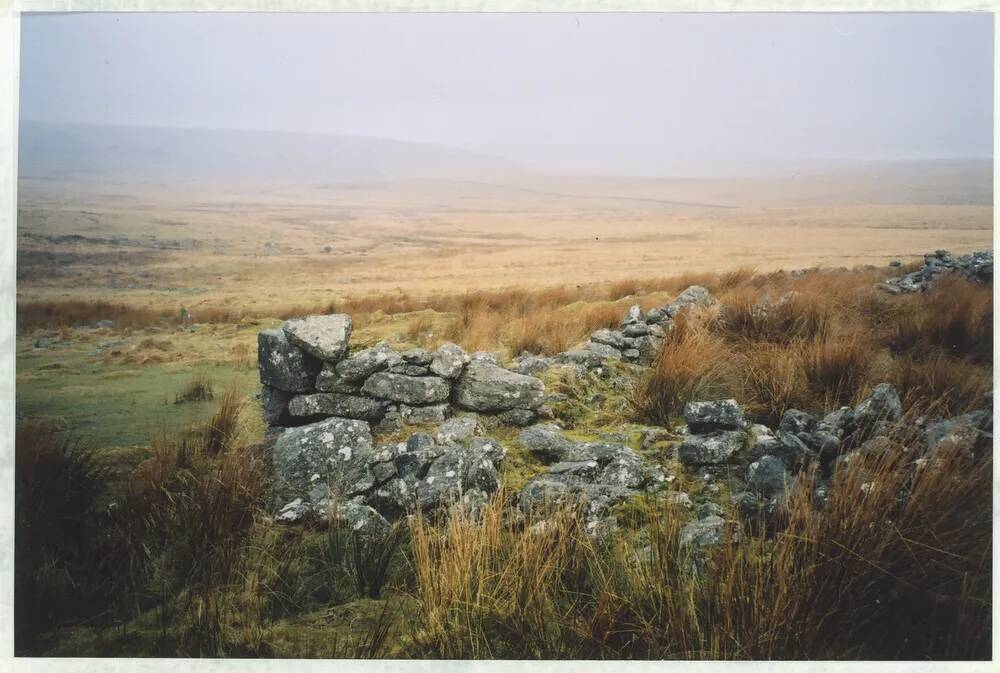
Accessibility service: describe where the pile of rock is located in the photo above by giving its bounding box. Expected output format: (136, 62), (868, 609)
(880, 249), (993, 294)
(258, 314), (546, 433)
(516, 423), (669, 533)
(677, 399), (750, 467)
(582, 285), (715, 365)
(678, 383), (976, 545)
(509, 285), (717, 376)
(272, 413), (506, 530)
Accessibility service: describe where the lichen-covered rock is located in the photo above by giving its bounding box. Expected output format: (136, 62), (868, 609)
(586, 342), (623, 360)
(779, 409), (816, 435)
(881, 249), (993, 293)
(400, 403), (450, 424)
(678, 514), (733, 548)
(258, 328), (320, 392)
(598, 451), (647, 489)
(413, 438), (506, 512)
(335, 341), (394, 382)
(518, 477), (576, 513)
(511, 354), (553, 376)
(553, 349), (605, 369)
(518, 423), (576, 462)
(590, 328), (627, 350)
(271, 417), (375, 507)
(730, 491), (760, 520)
(470, 351), (499, 365)
(547, 460), (602, 480)
(329, 500), (391, 541)
(393, 437), (440, 482)
(315, 365), (364, 394)
(675, 284), (715, 307)
(850, 383), (902, 438)
(622, 323), (651, 338)
(287, 392), (387, 423)
(362, 372), (451, 405)
(747, 423), (779, 461)
(435, 415), (480, 445)
(924, 409), (992, 456)
(746, 455), (790, 497)
(275, 498), (311, 523)
(678, 430), (746, 465)
(496, 408), (538, 426)
(773, 430), (817, 472)
(396, 348), (429, 364)
(684, 399), (747, 433)
(283, 314), (352, 362)
(370, 459), (397, 486)
(374, 408), (404, 435)
(261, 385), (294, 425)
(517, 439), (663, 531)
(452, 362), (544, 412)
(819, 407), (852, 434)
(562, 441), (634, 466)
(430, 343), (469, 379)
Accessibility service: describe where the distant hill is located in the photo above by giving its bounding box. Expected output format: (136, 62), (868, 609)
(18, 121), (527, 186)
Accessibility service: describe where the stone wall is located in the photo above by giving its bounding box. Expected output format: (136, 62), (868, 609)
(259, 314), (547, 434)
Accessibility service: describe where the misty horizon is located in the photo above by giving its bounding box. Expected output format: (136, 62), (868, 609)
(20, 12), (994, 179)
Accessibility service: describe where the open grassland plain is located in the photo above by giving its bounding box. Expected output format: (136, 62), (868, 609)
(17, 166), (992, 311)
(13, 163), (994, 658)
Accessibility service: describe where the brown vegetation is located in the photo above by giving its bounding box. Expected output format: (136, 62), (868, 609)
(409, 439), (991, 659)
(635, 269), (991, 426)
(13, 261), (993, 658)
(175, 374), (216, 404)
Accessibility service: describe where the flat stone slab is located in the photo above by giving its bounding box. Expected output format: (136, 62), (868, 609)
(283, 314), (352, 362)
(362, 372), (451, 405)
(452, 362), (544, 412)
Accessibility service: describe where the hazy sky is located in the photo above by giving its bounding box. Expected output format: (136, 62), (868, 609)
(20, 12), (994, 176)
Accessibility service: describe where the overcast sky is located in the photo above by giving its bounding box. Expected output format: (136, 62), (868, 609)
(20, 12), (994, 176)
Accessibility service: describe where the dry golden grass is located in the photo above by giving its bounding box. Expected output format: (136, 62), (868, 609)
(632, 312), (733, 425)
(409, 434), (991, 659)
(637, 268), (992, 425)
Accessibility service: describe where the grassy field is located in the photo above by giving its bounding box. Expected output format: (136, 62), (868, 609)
(13, 259), (993, 659)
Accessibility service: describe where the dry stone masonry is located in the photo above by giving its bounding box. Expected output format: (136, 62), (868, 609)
(259, 319), (547, 433)
(258, 311), (553, 530)
(256, 259), (992, 549)
(257, 284), (718, 531)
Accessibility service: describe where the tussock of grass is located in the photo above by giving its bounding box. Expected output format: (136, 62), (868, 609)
(636, 268), (991, 424)
(14, 423), (111, 651)
(633, 313), (732, 425)
(175, 374), (215, 404)
(409, 437), (991, 659)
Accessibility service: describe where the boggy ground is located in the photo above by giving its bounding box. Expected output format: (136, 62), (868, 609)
(13, 258), (992, 659)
